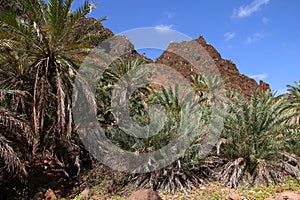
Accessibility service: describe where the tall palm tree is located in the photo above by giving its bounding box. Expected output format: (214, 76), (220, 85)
(216, 90), (300, 188)
(0, 0), (109, 188)
(0, 0), (105, 151)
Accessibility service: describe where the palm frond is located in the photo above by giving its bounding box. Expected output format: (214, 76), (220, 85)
(0, 135), (28, 180)
(0, 108), (33, 146)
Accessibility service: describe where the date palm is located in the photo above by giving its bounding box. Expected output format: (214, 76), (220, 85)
(0, 0), (105, 151)
(0, 0), (109, 189)
(284, 81), (300, 124)
(216, 90), (300, 188)
(281, 81), (300, 155)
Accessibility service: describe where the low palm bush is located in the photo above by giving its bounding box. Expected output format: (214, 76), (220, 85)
(216, 90), (300, 188)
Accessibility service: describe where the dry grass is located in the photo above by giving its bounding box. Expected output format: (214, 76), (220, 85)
(68, 176), (300, 200)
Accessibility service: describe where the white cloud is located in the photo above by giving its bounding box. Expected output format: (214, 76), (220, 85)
(249, 73), (268, 80)
(224, 32), (236, 42)
(232, 0), (270, 18)
(262, 17), (269, 24)
(154, 24), (174, 34)
(245, 32), (266, 44)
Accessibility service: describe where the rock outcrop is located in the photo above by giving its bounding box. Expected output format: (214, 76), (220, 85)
(99, 34), (270, 98)
(156, 35), (270, 98)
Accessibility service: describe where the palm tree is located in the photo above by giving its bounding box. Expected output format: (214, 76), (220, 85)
(96, 57), (148, 124)
(281, 81), (300, 156)
(128, 82), (215, 193)
(284, 81), (300, 124)
(0, 30), (33, 184)
(1, 0), (102, 151)
(0, 0), (109, 190)
(94, 57), (209, 192)
(190, 74), (225, 104)
(215, 90), (300, 188)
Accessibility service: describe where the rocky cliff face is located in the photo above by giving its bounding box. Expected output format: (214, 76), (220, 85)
(155, 35), (270, 98)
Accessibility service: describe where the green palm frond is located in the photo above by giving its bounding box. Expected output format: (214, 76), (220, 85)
(222, 90), (296, 159)
(282, 81), (300, 124)
(218, 89), (300, 187)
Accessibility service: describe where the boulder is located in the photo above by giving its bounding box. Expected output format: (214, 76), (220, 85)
(127, 189), (162, 200)
(275, 191), (300, 200)
(229, 193), (246, 200)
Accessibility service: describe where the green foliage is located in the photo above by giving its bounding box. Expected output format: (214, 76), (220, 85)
(286, 81), (300, 111)
(280, 81), (300, 155)
(282, 81), (300, 124)
(96, 58), (148, 124)
(95, 57), (218, 192)
(218, 90), (300, 187)
(0, 0), (109, 192)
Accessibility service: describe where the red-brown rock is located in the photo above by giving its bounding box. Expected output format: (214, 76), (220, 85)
(229, 193), (246, 200)
(127, 189), (162, 200)
(275, 191), (300, 200)
(156, 35), (270, 99)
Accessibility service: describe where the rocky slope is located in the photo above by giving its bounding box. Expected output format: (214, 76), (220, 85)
(155, 35), (270, 98)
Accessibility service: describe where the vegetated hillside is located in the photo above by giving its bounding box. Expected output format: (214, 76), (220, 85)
(156, 35), (270, 98)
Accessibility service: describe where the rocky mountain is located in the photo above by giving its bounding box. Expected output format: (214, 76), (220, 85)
(97, 33), (270, 98)
(155, 35), (270, 98)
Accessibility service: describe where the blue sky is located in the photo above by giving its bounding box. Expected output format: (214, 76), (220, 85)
(72, 0), (299, 94)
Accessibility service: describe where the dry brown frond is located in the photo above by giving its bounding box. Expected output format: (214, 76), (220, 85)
(0, 135), (28, 181)
(0, 108), (33, 146)
(56, 71), (66, 134)
(219, 157), (246, 188)
(251, 159), (285, 186)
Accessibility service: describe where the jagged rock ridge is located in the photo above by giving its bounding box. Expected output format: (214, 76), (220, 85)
(155, 35), (270, 98)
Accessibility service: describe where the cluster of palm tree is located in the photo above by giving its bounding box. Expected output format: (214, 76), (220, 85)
(97, 60), (224, 192)
(96, 55), (300, 192)
(214, 90), (300, 188)
(0, 0), (110, 195)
